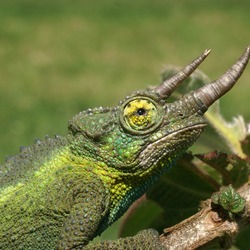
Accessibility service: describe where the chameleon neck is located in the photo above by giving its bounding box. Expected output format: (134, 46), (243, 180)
(94, 155), (178, 235)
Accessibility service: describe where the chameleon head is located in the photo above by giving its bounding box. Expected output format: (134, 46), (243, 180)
(69, 47), (250, 177)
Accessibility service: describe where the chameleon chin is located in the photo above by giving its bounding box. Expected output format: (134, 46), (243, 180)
(0, 46), (249, 250)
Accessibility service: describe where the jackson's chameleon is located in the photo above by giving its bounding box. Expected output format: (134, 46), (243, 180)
(0, 47), (249, 249)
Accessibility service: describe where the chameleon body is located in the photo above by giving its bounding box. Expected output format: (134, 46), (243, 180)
(0, 47), (249, 249)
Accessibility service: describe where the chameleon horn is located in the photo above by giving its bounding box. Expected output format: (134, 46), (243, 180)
(193, 46), (250, 108)
(153, 49), (211, 98)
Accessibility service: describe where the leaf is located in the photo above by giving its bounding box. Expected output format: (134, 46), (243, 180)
(196, 151), (249, 188)
(235, 226), (250, 249)
(240, 123), (250, 157)
(146, 153), (215, 228)
(119, 197), (164, 237)
(205, 110), (248, 158)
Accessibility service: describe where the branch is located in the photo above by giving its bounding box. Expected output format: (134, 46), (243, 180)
(159, 182), (250, 249)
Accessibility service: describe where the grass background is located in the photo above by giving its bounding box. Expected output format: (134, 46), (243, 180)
(0, 0), (250, 246)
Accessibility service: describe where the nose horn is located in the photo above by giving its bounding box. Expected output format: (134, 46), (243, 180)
(153, 49), (211, 98)
(193, 46), (250, 108)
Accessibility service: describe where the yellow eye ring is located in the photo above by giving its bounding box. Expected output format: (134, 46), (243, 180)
(120, 97), (163, 134)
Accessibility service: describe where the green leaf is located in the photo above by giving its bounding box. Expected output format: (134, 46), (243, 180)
(211, 185), (246, 216)
(146, 153), (215, 228)
(205, 109), (248, 158)
(119, 197), (164, 237)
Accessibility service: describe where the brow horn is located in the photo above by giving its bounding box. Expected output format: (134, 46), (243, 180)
(153, 49), (211, 98)
(193, 46), (250, 108)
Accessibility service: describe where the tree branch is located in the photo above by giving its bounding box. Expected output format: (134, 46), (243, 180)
(159, 182), (250, 249)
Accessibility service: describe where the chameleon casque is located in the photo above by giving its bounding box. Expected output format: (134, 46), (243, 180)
(0, 47), (250, 250)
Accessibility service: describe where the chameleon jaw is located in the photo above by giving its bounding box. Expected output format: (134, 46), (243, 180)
(138, 123), (206, 168)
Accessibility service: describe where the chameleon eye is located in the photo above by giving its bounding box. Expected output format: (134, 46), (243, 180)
(120, 97), (163, 134)
(136, 108), (146, 116)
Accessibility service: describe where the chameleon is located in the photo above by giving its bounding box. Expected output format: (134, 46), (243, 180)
(0, 47), (249, 250)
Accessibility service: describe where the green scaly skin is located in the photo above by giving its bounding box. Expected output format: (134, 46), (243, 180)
(0, 93), (205, 250)
(1, 92), (205, 249)
(0, 47), (249, 249)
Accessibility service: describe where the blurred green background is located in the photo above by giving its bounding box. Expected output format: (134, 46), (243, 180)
(1, 0), (250, 245)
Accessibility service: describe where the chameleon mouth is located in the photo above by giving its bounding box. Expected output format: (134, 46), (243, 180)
(139, 123), (206, 167)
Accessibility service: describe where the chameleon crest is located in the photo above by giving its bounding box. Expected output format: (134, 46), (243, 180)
(0, 47), (249, 249)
